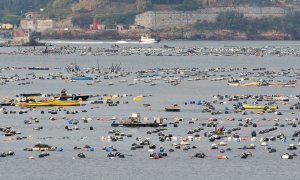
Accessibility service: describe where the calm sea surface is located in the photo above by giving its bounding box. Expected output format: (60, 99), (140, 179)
(0, 41), (299, 180)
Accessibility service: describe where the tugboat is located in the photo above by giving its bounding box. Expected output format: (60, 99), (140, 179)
(165, 104), (181, 112)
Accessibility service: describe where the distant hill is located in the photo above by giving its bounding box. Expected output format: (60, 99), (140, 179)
(2, 0), (300, 40)
(1, 0), (299, 26)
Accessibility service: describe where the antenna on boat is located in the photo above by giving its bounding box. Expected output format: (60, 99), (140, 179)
(96, 59), (100, 72)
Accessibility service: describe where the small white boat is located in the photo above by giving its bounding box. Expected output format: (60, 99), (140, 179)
(281, 154), (293, 159)
(139, 36), (160, 44)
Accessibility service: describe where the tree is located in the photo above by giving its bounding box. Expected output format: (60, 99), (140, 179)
(175, 0), (200, 11)
(52, 0), (73, 9)
(1, 15), (20, 25)
(137, 0), (152, 12)
(72, 14), (93, 28)
(216, 11), (247, 31)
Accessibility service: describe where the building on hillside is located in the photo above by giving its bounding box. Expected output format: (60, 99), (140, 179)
(20, 13), (54, 32)
(36, 20), (54, 32)
(89, 24), (106, 30)
(135, 7), (299, 29)
(129, 25), (140, 30)
(116, 25), (125, 31)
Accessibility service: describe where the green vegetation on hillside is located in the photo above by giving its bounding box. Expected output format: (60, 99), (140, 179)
(72, 12), (138, 28)
(0, 0), (49, 24)
(0, 15), (21, 25)
(0, 0), (49, 16)
(97, 12), (138, 25)
(175, 0), (201, 11)
(194, 11), (300, 39)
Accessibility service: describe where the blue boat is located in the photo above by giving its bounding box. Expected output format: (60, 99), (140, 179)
(142, 72), (160, 77)
(70, 76), (93, 80)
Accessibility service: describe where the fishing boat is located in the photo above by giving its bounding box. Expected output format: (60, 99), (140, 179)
(268, 80), (296, 87)
(165, 104), (181, 112)
(263, 95), (289, 101)
(242, 104), (278, 110)
(54, 89), (90, 101)
(227, 78), (240, 86)
(15, 99), (80, 107)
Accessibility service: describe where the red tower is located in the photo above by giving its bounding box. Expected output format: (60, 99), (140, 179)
(92, 17), (97, 30)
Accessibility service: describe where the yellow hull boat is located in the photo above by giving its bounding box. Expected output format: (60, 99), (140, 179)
(242, 104), (278, 110)
(239, 82), (260, 87)
(16, 100), (80, 107)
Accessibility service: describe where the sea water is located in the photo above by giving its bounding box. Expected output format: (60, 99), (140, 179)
(0, 41), (299, 180)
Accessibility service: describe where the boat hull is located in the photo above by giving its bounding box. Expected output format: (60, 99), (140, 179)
(16, 100), (80, 106)
(242, 104), (278, 110)
(70, 76), (93, 80)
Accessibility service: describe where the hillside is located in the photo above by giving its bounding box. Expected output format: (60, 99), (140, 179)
(1, 0), (299, 26)
(2, 0), (300, 40)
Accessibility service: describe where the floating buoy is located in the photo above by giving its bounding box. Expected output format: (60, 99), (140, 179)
(216, 155), (228, 159)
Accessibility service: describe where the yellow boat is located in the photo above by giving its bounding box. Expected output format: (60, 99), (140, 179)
(51, 100), (80, 106)
(15, 100), (80, 107)
(16, 101), (53, 106)
(239, 82), (260, 87)
(242, 104), (278, 110)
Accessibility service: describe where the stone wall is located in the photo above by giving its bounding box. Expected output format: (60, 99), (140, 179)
(135, 6), (300, 29)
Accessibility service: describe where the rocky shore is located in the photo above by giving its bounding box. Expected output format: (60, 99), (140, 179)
(41, 29), (293, 41)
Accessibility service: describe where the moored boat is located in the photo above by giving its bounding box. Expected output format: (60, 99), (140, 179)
(263, 95), (289, 101)
(242, 104), (278, 110)
(165, 104), (181, 112)
(54, 89), (90, 101)
(28, 67), (49, 70)
(15, 100), (80, 107)
(70, 75), (93, 80)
